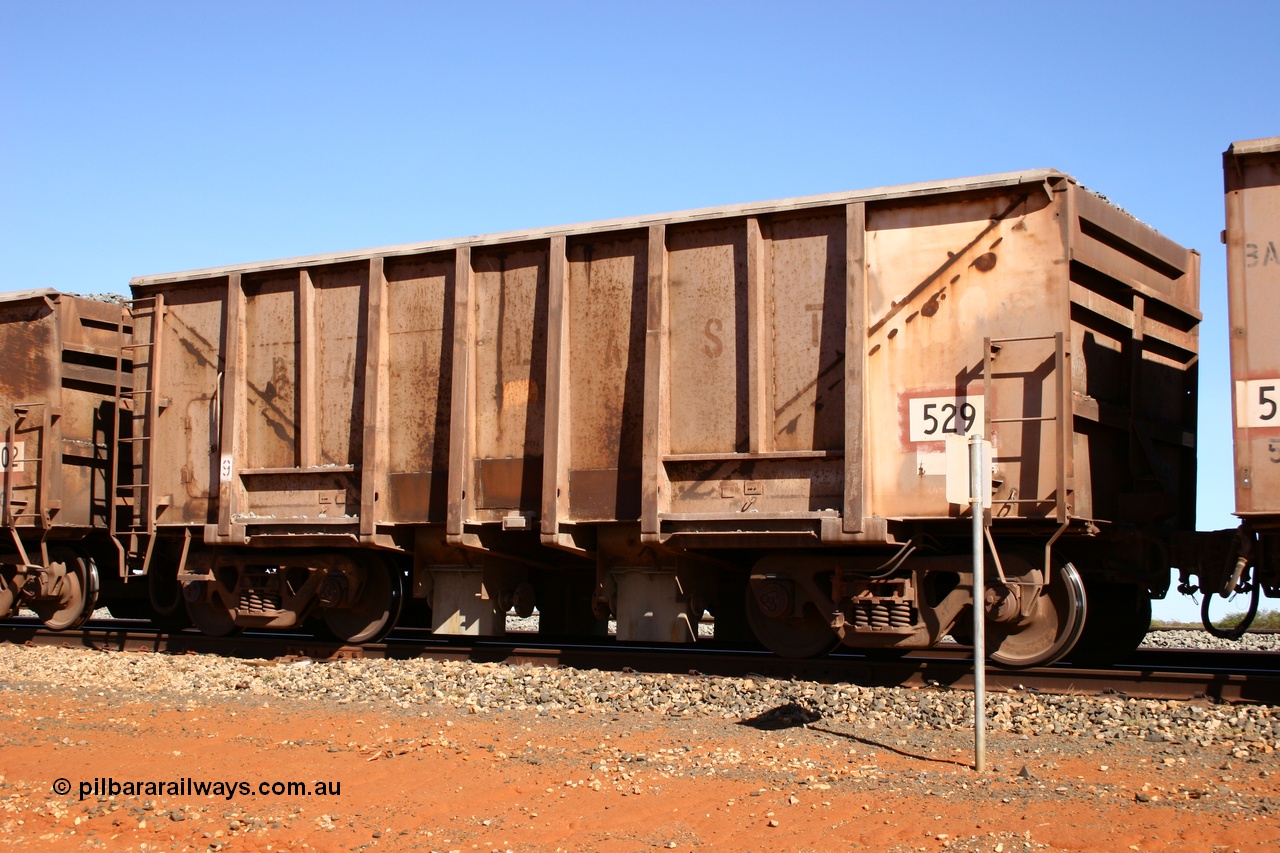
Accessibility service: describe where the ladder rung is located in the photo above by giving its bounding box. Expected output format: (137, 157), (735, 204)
(118, 437), (151, 443)
(990, 416), (1057, 424)
(120, 342), (154, 350)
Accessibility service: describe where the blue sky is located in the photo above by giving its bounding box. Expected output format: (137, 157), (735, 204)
(3, 1), (1278, 622)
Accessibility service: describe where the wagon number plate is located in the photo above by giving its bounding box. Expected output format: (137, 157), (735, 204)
(0, 442), (24, 473)
(908, 396), (984, 442)
(1236, 379), (1280, 428)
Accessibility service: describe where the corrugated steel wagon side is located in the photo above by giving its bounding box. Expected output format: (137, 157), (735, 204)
(130, 168), (1199, 665)
(0, 290), (135, 628)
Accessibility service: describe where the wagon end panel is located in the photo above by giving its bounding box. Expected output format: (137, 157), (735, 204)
(1225, 137), (1280, 516)
(53, 295), (132, 530)
(0, 293), (58, 531)
(864, 184), (1068, 521)
(1067, 184), (1200, 530)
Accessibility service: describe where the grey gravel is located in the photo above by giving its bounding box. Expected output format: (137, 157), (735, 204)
(1140, 629), (1280, 652)
(0, 644), (1276, 758)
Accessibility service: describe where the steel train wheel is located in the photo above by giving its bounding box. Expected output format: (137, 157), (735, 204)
(0, 572), (16, 619)
(744, 581), (839, 659)
(322, 561), (405, 644)
(31, 549), (99, 631)
(1066, 581), (1150, 667)
(184, 582), (241, 637)
(988, 561), (1087, 669)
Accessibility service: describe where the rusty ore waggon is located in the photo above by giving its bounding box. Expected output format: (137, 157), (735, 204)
(1179, 136), (1280, 626)
(2, 162), (1220, 667)
(94, 166), (1197, 668)
(0, 290), (135, 629)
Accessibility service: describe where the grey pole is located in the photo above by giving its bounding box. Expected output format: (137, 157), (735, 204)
(970, 434), (986, 773)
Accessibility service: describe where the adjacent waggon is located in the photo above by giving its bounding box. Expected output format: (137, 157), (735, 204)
(15, 141), (1280, 667)
(0, 291), (134, 628)
(1178, 136), (1280, 632)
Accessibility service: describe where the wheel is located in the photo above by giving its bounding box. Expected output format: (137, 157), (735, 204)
(184, 581), (241, 637)
(744, 577), (839, 659)
(987, 560), (1087, 669)
(148, 565), (193, 631)
(322, 561), (405, 644)
(31, 549), (99, 631)
(0, 571), (16, 618)
(1066, 581), (1150, 666)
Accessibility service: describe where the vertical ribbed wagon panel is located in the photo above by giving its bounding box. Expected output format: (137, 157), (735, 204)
(666, 223), (748, 455)
(768, 212), (846, 453)
(153, 284), (225, 526)
(566, 234), (647, 521)
(243, 274), (299, 470)
(472, 245), (548, 512)
(384, 255), (454, 522)
(311, 265), (366, 468)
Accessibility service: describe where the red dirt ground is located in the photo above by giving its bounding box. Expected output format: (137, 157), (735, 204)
(1, 684), (1278, 852)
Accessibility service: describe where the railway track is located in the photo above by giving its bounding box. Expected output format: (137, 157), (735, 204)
(3, 619), (1277, 706)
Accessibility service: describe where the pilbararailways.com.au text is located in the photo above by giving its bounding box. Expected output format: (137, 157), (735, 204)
(61, 777), (341, 801)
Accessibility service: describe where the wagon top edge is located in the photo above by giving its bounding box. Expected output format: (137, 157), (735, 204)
(1226, 136), (1280, 157)
(129, 167), (1074, 289)
(0, 287), (59, 306)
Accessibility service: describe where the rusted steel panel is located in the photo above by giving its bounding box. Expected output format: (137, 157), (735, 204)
(563, 232), (647, 522)
(469, 244), (548, 519)
(0, 291), (124, 533)
(666, 221), (749, 456)
(865, 188), (1066, 520)
(125, 166), (1197, 548)
(540, 236), (569, 534)
(641, 225), (669, 538)
(1225, 136), (1280, 515)
(311, 263), (367, 469)
(242, 273), (299, 471)
(843, 203), (868, 533)
(383, 254), (454, 523)
(140, 282), (224, 527)
(767, 211), (847, 453)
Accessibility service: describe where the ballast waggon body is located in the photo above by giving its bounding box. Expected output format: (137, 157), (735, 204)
(105, 167), (1199, 666)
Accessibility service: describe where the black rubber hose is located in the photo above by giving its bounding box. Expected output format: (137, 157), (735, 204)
(1201, 566), (1261, 641)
